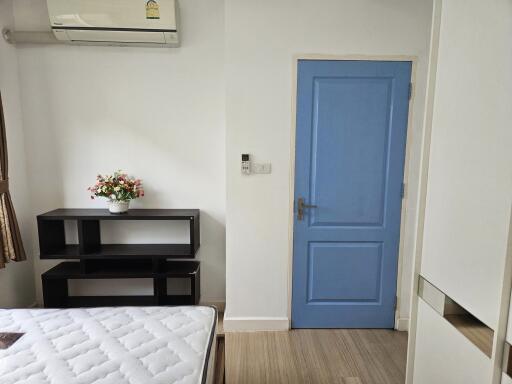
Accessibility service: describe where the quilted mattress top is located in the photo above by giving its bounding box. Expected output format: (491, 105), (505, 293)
(0, 306), (216, 384)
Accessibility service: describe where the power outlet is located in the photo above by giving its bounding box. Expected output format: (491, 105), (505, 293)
(252, 163), (272, 174)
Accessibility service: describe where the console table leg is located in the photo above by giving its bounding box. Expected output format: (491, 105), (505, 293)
(43, 278), (68, 308)
(154, 278), (167, 305)
(191, 268), (200, 305)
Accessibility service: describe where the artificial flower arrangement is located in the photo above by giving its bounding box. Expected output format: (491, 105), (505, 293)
(88, 171), (144, 213)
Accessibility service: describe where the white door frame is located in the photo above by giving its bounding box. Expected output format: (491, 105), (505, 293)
(287, 54), (421, 330)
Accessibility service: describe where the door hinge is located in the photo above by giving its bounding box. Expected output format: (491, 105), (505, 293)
(408, 83), (413, 100)
(401, 182), (406, 199)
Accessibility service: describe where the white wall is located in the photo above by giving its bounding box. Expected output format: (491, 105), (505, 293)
(0, 0), (36, 307)
(12, 0), (226, 304)
(224, 0), (433, 329)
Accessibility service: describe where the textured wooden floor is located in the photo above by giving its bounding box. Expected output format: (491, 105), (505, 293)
(225, 329), (408, 384)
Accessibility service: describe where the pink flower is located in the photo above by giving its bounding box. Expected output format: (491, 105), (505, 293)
(89, 171), (143, 201)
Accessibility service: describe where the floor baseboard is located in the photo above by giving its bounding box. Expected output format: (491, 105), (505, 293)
(223, 316), (289, 332)
(396, 317), (409, 331)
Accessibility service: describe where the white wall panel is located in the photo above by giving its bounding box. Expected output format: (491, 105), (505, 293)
(413, 300), (491, 384)
(420, 0), (512, 328)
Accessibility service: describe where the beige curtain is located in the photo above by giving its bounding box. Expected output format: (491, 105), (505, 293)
(0, 92), (26, 268)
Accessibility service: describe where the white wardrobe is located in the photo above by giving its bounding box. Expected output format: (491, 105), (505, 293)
(407, 0), (512, 383)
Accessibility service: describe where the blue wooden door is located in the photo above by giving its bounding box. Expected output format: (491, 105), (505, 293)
(292, 60), (411, 328)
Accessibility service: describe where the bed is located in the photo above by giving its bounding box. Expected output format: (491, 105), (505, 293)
(0, 306), (217, 384)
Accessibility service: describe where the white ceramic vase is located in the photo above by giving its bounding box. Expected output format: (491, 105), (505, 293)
(108, 200), (130, 214)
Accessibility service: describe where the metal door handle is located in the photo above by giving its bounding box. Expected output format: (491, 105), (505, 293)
(297, 197), (317, 221)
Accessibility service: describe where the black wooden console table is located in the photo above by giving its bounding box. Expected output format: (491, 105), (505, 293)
(38, 209), (200, 308)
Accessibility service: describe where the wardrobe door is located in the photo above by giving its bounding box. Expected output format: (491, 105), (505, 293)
(419, 0), (512, 330)
(413, 300), (491, 384)
(409, 0), (512, 383)
(502, 300), (512, 383)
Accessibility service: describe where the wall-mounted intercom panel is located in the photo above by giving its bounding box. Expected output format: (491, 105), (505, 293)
(241, 154), (251, 175)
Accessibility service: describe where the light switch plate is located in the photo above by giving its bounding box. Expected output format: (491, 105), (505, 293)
(253, 163), (272, 174)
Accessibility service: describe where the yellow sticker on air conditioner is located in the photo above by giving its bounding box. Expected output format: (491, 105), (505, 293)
(146, 0), (160, 19)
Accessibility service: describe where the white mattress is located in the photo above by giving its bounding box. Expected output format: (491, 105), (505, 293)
(0, 306), (216, 384)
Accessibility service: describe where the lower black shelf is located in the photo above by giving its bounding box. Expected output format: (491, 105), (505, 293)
(43, 260), (199, 278)
(66, 295), (194, 307)
(42, 261), (200, 308)
(67, 296), (155, 307)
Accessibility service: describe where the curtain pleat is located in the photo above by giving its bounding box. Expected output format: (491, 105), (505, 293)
(0, 92), (26, 268)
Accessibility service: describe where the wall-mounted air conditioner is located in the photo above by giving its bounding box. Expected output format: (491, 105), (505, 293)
(46, 0), (180, 47)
